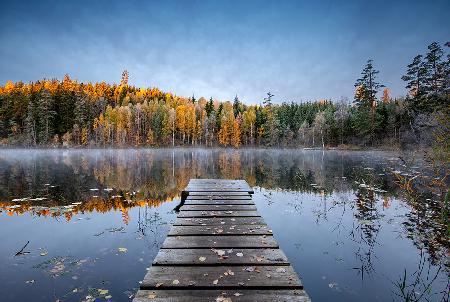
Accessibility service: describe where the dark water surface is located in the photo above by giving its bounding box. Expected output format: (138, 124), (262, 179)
(0, 149), (448, 302)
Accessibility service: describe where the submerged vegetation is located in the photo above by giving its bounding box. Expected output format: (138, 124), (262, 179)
(0, 42), (448, 153)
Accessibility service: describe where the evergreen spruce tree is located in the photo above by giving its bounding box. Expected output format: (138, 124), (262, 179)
(354, 59), (384, 108)
(205, 97), (214, 117)
(36, 89), (56, 144)
(402, 55), (427, 99)
(424, 42), (445, 96)
(233, 95), (242, 118)
(25, 98), (37, 146)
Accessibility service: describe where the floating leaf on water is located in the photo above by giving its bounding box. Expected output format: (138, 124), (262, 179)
(328, 282), (338, 289)
(118, 247), (128, 253)
(40, 251), (48, 256)
(98, 289), (109, 295)
(25, 279), (35, 284)
(105, 295), (112, 299)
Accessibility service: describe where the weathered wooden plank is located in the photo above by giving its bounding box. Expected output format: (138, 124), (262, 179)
(141, 265), (302, 289)
(162, 235), (277, 249)
(186, 195), (252, 200)
(168, 225), (272, 236)
(187, 179), (251, 189)
(180, 205), (257, 211)
(189, 179), (245, 183)
(187, 192), (252, 196)
(134, 289), (311, 302)
(153, 248), (288, 266)
(173, 217), (266, 226)
(184, 199), (255, 205)
(177, 210), (260, 218)
(185, 180), (252, 189)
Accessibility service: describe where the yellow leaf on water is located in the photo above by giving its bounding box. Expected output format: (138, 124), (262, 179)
(118, 247), (127, 253)
(98, 289), (109, 295)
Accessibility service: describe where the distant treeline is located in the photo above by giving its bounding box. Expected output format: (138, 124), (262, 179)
(0, 42), (448, 149)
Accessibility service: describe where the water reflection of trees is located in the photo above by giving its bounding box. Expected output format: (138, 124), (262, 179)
(0, 149), (448, 270)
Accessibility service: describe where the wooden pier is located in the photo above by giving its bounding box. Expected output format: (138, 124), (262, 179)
(134, 179), (311, 301)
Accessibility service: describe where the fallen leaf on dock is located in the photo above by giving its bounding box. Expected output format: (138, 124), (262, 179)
(155, 282), (163, 287)
(148, 293), (157, 299)
(276, 267), (286, 273)
(199, 256), (206, 262)
(172, 279), (179, 285)
(216, 296), (232, 302)
(213, 279), (219, 285)
(236, 252), (243, 257)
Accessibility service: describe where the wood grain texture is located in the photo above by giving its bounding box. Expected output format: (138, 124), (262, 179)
(153, 248), (288, 266)
(141, 265), (302, 289)
(168, 225), (272, 236)
(180, 205), (257, 211)
(134, 289), (310, 302)
(162, 235), (278, 249)
(177, 210), (260, 218)
(186, 194), (252, 200)
(173, 217), (267, 226)
(184, 199), (255, 205)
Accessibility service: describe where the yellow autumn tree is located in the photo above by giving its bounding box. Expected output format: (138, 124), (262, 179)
(231, 117), (241, 147)
(382, 88), (391, 103)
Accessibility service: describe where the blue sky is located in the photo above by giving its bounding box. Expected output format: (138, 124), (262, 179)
(0, 0), (448, 104)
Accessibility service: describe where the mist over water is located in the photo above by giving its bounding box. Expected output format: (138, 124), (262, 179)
(0, 149), (448, 302)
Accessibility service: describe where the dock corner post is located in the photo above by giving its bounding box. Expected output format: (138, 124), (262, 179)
(173, 190), (188, 212)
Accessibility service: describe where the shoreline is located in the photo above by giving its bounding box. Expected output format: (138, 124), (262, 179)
(0, 145), (420, 154)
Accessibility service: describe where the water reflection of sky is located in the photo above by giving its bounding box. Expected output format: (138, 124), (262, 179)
(0, 149), (448, 302)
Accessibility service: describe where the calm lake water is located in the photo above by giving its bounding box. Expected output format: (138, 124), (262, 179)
(0, 149), (448, 302)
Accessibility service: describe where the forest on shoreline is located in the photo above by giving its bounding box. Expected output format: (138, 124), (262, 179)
(0, 42), (448, 157)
